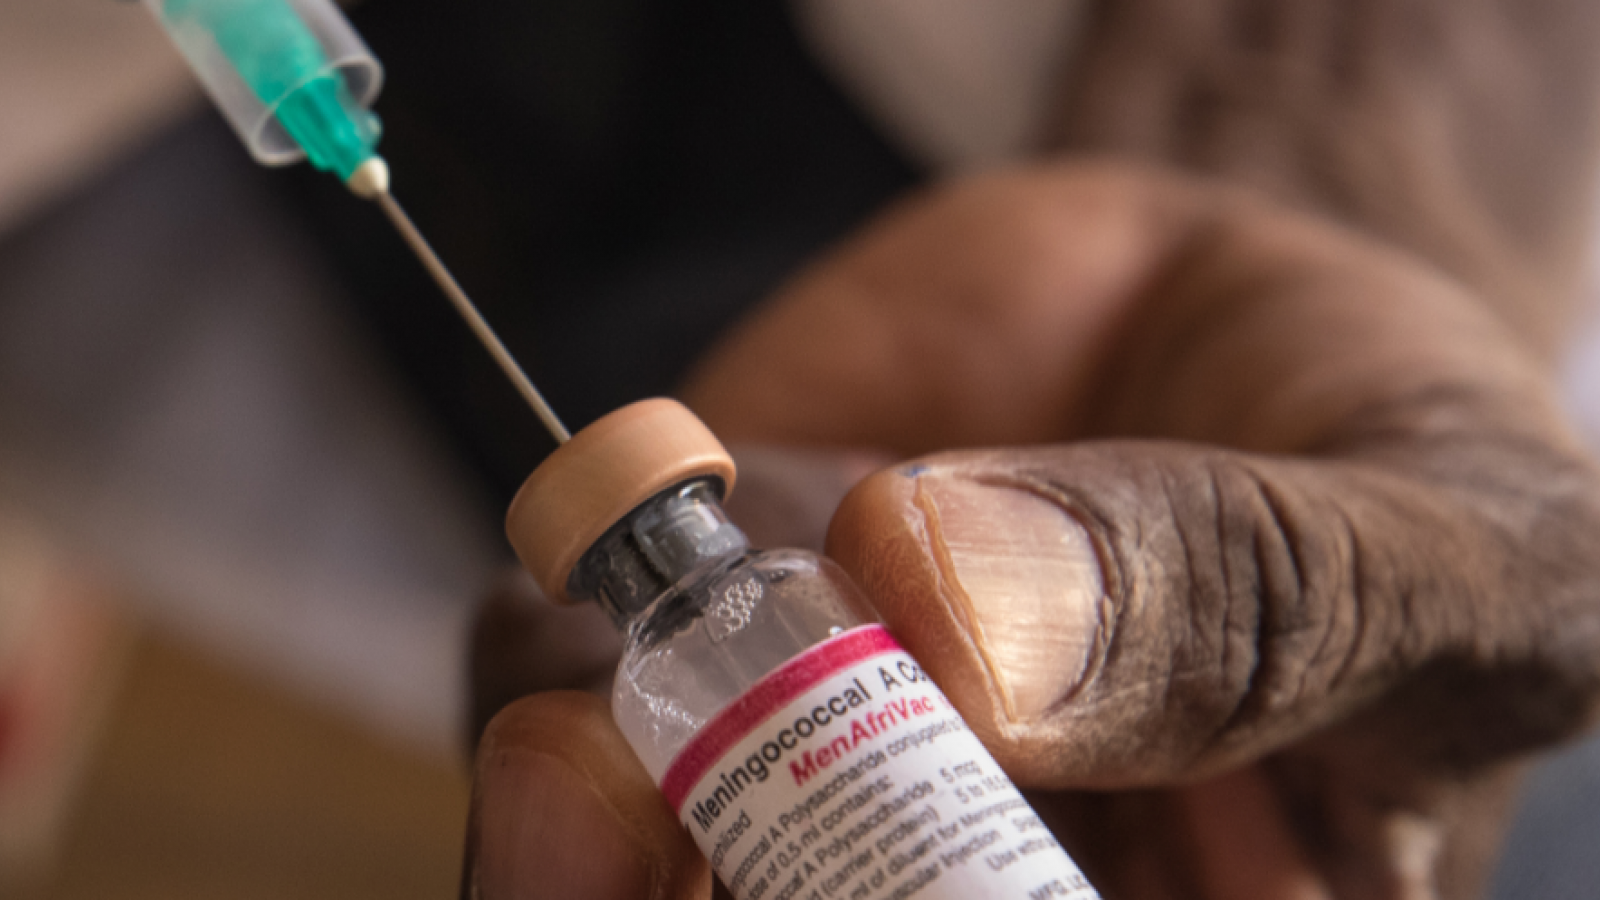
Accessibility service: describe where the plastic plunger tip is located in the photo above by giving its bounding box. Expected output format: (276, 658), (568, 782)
(505, 398), (736, 604)
(347, 157), (390, 199)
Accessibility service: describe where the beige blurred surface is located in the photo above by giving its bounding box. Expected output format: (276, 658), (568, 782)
(35, 627), (468, 900)
(0, 0), (196, 234)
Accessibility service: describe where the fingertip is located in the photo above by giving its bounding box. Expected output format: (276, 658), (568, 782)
(831, 452), (1128, 788)
(467, 574), (621, 750)
(476, 691), (613, 764)
(825, 463), (950, 656)
(826, 459), (1072, 775)
(824, 461), (924, 588)
(468, 693), (711, 900)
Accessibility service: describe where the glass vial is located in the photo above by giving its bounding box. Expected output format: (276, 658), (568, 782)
(506, 399), (1098, 900)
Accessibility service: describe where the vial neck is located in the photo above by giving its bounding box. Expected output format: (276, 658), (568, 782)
(568, 479), (749, 628)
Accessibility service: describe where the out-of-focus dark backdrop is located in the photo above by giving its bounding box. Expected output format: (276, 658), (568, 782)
(1, 1), (1598, 897)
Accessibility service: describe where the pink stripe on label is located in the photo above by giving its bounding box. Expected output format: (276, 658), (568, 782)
(660, 624), (900, 813)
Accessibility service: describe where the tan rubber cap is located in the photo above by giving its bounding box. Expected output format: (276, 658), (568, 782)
(506, 398), (736, 604)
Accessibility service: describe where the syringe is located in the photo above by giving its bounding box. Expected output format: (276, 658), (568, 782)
(138, 0), (571, 444)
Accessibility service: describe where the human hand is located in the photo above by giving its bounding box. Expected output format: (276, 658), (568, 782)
(461, 163), (1600, 899)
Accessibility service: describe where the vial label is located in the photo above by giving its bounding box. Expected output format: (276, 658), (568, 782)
(662, 625), (1098, 900)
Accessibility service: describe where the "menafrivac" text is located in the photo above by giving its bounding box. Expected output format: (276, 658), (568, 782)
(689, 660), (941, 833)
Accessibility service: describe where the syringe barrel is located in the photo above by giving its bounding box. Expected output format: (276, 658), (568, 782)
(141, 0), (383, 170)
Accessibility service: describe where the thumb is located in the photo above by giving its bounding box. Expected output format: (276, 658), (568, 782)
(824, 443), (1600, 789)
(464, 692), (711, 899)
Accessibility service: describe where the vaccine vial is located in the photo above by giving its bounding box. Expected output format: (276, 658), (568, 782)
(506, 399), (1098, 900)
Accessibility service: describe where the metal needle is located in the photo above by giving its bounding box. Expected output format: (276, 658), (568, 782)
(374, 190), (572, 444)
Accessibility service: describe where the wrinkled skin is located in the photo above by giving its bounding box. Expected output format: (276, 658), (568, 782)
(460, 1), (1600, 898)
(463, 165), (1600, 900)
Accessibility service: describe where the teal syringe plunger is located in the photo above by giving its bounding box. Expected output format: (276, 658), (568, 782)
(139, 0), (572, 441)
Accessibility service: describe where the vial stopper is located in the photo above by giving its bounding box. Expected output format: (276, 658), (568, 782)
(505, 398), (737, 604)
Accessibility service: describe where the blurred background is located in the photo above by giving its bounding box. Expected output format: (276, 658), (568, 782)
(1, 0), (1599, 898)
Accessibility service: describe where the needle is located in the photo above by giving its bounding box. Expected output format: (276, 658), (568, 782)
(372, 188), (572, 444)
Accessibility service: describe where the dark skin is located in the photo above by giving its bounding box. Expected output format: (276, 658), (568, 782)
(460, 1), (1600, 897)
